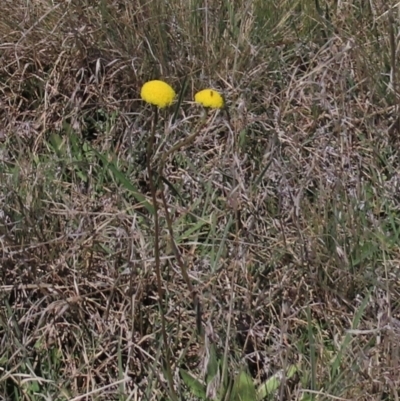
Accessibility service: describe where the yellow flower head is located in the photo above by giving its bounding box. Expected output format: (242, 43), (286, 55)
(194, 89), (224, 109)
(140, 80), (176, 108)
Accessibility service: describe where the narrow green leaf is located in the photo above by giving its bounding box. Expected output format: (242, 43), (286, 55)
(180, 369), (207, 400)
(206, 343), (219, 384)
(286, 364), (298, 379)
(231, 370), (257, 401)
(306, 306), (316, 396)
(49, 132), (64, 156)
(257, 365), (298, 399)
(257, 374), (279, 399)
(331, 289), (371, 379)
(177, 219), (208, 242)
(211, 215), (233, 272)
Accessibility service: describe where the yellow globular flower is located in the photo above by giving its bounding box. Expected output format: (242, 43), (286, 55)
(140, 80), (176, 108)
(194, 89), (224, 109)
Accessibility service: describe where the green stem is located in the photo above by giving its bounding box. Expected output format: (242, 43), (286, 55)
(147, 107), (178, 401)
(156, 111), (211, 338)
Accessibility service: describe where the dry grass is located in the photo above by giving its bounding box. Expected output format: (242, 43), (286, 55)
(1, 0), (400, 400)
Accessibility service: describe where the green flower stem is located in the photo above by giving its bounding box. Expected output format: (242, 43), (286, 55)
(155, 111), (211, 338)
(146, 106), (179, 401)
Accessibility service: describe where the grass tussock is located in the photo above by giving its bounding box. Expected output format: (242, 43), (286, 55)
(1, 0), (400, 400)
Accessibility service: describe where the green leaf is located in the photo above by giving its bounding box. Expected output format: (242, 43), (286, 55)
(206, 343), (219, 385)
(306, 306), (316, 393)
(211, 215), (233, 272)
(180, 369), (207, 400)
(231, 370), (257, 401)
(331, 289), (371, 380)
(49, 132), (64, 156)
(257, 365), (298, 399)
(239, 128), (247, 149)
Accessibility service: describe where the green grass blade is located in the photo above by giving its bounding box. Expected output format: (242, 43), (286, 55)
(180, 369), (207, 400)
(330, 289), (371, 380)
